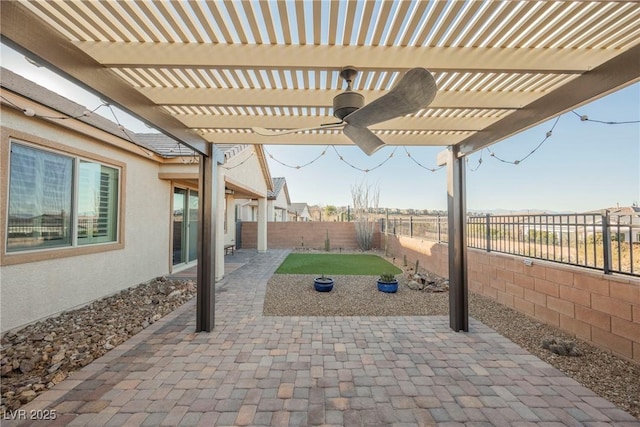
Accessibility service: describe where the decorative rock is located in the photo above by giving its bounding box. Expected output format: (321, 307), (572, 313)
(31, 333), (45, 341)
(403, 271), (448, 293)
(47, 363), (62, 374)
(406, 280), (424, 291)
(549, 343), (568, 356)
(19, 360), (34, 374)
(168, 289), (182, 299)
(51, 352), (66, 364)
(0, 276), (196, 412)
(1, 364), (13, 376)
(18, 390), (36, 404)
(541, 337), (582, 357)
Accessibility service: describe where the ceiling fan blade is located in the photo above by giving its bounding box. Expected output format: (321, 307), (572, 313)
(343, 125), (386, 156)
(344, 68), (437, 128)
(252, 122), (343, 136)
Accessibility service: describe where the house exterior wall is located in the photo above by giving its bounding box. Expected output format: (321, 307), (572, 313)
(385, 234), (640, 363)
(158, 162), (199, 177)
(300, 206), (311, 221)
(224, 147), (268, 236)
(223, 148), (268, 198)
(290, 205), (311, 221)
(268, 191), (289, 222)
(236, 201), (256, 222)
(271, 206), (288, 222)
(1, 109), (171, 332)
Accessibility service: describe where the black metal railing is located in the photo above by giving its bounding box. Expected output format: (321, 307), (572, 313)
(381, 212), (639, 277)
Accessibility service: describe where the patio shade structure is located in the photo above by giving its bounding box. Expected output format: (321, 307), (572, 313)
(2, 0), (639, 332)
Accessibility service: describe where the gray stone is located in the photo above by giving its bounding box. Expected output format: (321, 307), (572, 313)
(0, 276), (196, 412)
(406, 280), (424, 290)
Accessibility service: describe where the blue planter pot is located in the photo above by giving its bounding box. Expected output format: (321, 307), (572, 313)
(377, 280), (398, 293)
(314, 277), (334, 292)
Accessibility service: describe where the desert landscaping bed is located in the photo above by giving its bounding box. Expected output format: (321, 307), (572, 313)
(0, 277), (196, 415)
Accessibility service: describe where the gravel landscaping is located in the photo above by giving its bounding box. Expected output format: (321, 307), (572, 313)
(264, 272), (640, 419)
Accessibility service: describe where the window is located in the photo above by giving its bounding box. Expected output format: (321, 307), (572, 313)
(6, 142), (120, 252)
(612, 232), (626, 243)
(77, 161), (119, 245)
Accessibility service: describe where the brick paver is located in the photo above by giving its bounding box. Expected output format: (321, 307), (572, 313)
(9, 249), (639, 426)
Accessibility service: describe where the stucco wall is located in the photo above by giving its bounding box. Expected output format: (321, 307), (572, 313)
(384, 234), (640, 363)
(224, 147), (268, 197)
(1, 110), (171, 332)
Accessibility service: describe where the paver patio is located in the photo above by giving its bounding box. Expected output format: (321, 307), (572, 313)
(8, 249), (638, 426)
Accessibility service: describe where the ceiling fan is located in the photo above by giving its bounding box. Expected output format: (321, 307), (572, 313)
(251, 66), (437, 155)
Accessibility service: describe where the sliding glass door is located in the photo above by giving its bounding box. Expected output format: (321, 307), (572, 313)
(188, 190), (199, 262)
(172, 187), (198, 266)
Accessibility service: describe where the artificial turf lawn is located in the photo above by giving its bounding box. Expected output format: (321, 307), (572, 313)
(275, 253), (402, 275)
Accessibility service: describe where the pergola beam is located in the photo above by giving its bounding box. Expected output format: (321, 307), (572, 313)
(80, 42), (607, 73)
(143, 87), (543, 110)
(457, 43), (640, 155)
(178, 114), (498, 132)
(199, 132), (471, 147)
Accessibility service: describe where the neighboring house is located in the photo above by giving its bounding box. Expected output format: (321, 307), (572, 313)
(308, 205), (322, 221)
(308, 205), (347, 222)
(289, 203), (311, 221)
(588, 205), (640, 243)
(519, 205), (640, 244)
(0, 69), (272, 332)
(268, 177), (291, 221)
(235, 199), (258, 222)
(238, 177), (294, 223)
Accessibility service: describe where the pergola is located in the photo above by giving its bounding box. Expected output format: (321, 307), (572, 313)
(2, 0), (639, 332)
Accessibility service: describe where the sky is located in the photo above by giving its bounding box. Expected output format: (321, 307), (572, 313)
(2, 43), (639, 213)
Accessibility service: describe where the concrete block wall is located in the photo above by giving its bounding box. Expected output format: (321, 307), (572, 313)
(240, 222), (381, 250)
(385, 234), (640, 363)
(383, 234), (449, 278)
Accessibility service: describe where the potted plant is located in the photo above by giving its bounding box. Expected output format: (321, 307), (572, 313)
(377, 272), (398, 293)
(314, 274), (334, 292)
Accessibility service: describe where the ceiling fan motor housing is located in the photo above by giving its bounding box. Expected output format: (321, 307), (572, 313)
(333, 91), (364, 120)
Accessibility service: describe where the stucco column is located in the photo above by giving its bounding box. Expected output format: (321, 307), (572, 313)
(257, 197), (268, 252)
(215, 167), (225, 281)
(226, 194), (235, 248)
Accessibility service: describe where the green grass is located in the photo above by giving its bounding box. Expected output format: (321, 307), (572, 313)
(275, 253), (402, 275)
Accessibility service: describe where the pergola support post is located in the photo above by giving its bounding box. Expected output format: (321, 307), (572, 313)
(196, 144), (223, 332)
(447, 145), (469, 332)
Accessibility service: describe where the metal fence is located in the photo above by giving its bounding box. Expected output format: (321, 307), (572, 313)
(382, 212), (639, 277)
